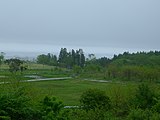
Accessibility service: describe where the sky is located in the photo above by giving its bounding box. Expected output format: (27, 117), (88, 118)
(0, 0), (160, 58)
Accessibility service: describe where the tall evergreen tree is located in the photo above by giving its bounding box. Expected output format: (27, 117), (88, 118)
(58, 48), (68, 65)
(58, 48), (85, 68)
(71, 49), (76, 66)
(79, 49), (85, 67)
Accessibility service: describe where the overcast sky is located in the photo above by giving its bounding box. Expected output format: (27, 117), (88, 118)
(0, 0), (160, 57)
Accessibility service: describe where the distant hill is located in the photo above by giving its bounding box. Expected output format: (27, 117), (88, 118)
(102, 51), (160, 82)
(110, 51), (160, 67)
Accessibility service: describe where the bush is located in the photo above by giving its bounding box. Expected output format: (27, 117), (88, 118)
(149, 112), (160, 120)
(110, 85), (130, 117)
(68, 109), (117, 120)
(0, 86), (69, 120)
(151, 97), (160, 113)
(40, 96), (69, 120)
(127, 109), (160, 120)
(131, 83), (157, 109)
(127, 109), (152, 120)
(80, 89), (111, 111)
(0, 87), (39, 120)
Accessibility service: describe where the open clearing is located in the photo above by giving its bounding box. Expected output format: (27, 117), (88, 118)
(18, 78), (138, 105)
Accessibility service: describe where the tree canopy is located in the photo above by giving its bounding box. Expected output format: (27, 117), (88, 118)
(37, 48), (85, 68)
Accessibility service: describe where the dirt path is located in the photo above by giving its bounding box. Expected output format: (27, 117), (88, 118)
(0, 77), (72, 84)
(0, 77), (113, 84)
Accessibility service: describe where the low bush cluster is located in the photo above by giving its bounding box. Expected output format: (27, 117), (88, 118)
(69, 84), (160, 120)
(0, 87), (68, 120)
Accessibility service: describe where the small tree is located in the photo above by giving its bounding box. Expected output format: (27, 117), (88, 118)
(5, 58), (25, 73)
(73, 65), (82, 76)
(0, 52), (5, 68)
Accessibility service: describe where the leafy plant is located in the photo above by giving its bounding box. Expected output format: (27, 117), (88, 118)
(40, 96), (68, 120)
(132, 83), (157, 109)
(127, 109), (152, 120)
(0, 87), (39, 120)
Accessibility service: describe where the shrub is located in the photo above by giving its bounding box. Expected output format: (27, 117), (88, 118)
(40, 96), (69, 120)
(68, 109), (117, 120)
(80, 88), (111, 111)
(0, 87), (39, 120)
(110, 85), (130, 117)
(127, 109), (152, 120)
(149, 112), (160, 120)
(127, 109), (160, 120)
(131, 83), (157, 109)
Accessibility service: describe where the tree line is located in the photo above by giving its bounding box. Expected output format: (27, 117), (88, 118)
(76, 51), (160, 82)
(105, 51), (160, 82)
(37, 48), (85, 68)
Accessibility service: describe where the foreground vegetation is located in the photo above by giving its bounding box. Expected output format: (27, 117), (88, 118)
(1, 80), (160, 120)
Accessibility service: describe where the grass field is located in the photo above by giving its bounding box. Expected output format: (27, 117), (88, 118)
(16, 79), (139, 105)
(0, 63), (55, 70)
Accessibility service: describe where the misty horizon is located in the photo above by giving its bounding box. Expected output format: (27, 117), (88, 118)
(0, 0), (160, 56)
(3, 45), (159, 60)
